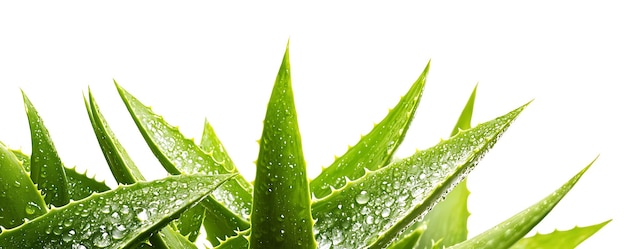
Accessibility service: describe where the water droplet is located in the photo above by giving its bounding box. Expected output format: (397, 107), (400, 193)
(62, 229), (76, 242)
(112, 224), (126, 240)
(13, 180), (21, 188)
(101, 205), (111, 214)
(355, 190), (369, 204)
(136, 208), (148, 222)
(381, 207), (391, 218)
(25, 202), (41, 215)
(366, 216), (374, 224)
(93, 232), (112, 248)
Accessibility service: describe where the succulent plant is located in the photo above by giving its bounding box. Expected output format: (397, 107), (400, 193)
(0, 44), (609, 249)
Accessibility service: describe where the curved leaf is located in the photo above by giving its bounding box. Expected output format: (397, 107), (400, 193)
(0, 142), (47, 230)
(22, 91), (70, 207)
(449, 158), (598, 249)
(115, 82), (253, 220)
(249, 43), (316, 249)
(0, 174), (234, 248)
(414, 84), (477, 248)
(312, 102), (528, 249)
(510, 220), (610, 249)
(213, 230), (250, 249)
(310, 62), (429, 199)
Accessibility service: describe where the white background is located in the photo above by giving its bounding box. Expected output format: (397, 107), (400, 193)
(1, 1), (623, 248)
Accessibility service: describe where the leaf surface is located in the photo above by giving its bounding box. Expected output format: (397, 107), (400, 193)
(310, 62), (429, 199)
(510, 220), (610, 249)
(0, 174), (233, 249)
(22, 92), (70, 207)
(414, 84), (477, 249)
(116, 82), (253, 221)
(249, 44), (316, 249)
(449, 158), (597, 249)
(312, 102), (528, 249)
(0, 142), (47, 229)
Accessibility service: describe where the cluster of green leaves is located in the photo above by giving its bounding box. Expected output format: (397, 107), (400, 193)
(0, 45), (609, 248)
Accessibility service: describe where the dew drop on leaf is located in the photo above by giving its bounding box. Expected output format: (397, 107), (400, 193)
(355, 190), (370, 204)
(93, 232), (112, 248)
(135, 208), (149, 222)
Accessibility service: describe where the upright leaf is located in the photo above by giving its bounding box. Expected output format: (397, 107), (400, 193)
(116, 82), (253, 220)
(0, 142), (47, 229)
(22, 91), (70, 207)
(85, 90), (145, 184)
(0, 174), (234, 249)
(249, 44), (316, 249)
(85, 91), (198, 248)
(449, 158), (598, 249)
(312, 102), (528, 249)
(11, 148), (109, 201)
(414, 84), (477, 248)
(510, 220), (611, 249)
(310, 62), (429, 199)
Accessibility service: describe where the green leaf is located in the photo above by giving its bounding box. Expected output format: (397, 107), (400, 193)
(249, 44), (316, 249)
(115, 82), (253, 220)
(85, 91), (199, 248)
(213, 230), (250, 249)
(312, 102), (528, 249)
(414, 84), (477, 249)
(310, 62), (429, 199)
(510, 220), (611, 249)
(177, 204), (205, 242)
(11, 147), (110, 201)
(449, 158), (598, 249)
(22, 91), (70, 207)
(0, 174), (234, 248)
(0, 142), (47, 230)
(85, 89), (145, 184)
(387, 223), (426, 249)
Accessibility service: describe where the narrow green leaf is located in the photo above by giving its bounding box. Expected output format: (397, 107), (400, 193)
(449, 158), (598, 249)
(387, 223), (426, 249)
(22, 91), (70, 207)
(11, 147), (110, 201)
(200, 199), (249, 246)
(414, 84), (477, 248)
(249, 44), (316, 249)
(510, 220), (611, 249)
(177, 204), (205, 242)
(115, 82), (253, 220)
(310, 62), (429, 199)
(0, 174), (234, 248)
(84, 91), (199, 248)
(312, 102), (528, 249)
(0, 142), (47, 229)
(85, 89), (145, 184)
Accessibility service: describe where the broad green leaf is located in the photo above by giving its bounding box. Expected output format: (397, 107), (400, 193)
(510, 220), (610, 249)
(115, 82), (253, 220)
(310, 62), (429, 199)
(0, 142), (47, 229)
(22, 91), (70, 207)
(414, 84), (477, 249)
(85, 91), (198, 248)
(387, 223), (425, 249)
(249, 44), (316, 249)
(449, 158), (597, 249)
(85, 89), (145, 184)
(11, 148), (110, 201)
(0, 174), (234, 248)
(312, 102), (528, 249)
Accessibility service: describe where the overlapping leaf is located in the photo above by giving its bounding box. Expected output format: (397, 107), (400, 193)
(449, 158), (597, 249)
(0, 174), (234, 248)
(510, 220), (610, 249)
(116, 82), (253, 221)
(312, 102), (528, 249)
(0, 142), (47, 230)
(310, 62), (429, 199)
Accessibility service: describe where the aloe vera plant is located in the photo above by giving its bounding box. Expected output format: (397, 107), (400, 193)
(0, 44), (609, 248)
